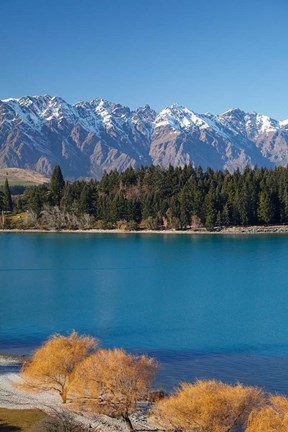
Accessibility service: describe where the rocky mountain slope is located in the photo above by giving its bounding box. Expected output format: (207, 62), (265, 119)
(0, 95), (287, 178)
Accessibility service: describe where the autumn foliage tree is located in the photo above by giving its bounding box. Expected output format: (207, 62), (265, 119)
(245, 395), (288, 432)
(71, 348), (157, 431)
(152, 380), (264, 432)
(21, 332), (97, 403)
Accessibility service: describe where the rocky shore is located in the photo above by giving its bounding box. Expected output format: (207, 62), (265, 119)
(1, 225), (288, 235)
(222, 225), (288, 234)
(0, 355), (156, 431)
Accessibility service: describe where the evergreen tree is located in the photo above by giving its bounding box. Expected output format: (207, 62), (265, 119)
(204, 189), (217, 231)
(3, 178), (13, 212)
(179, 185), (192, 228)
(222, 202), (231, 226)
(78, 184), (94, 215)
(0, 191), (4, 211)
(28, 190), (42, 216)
(50, 165), (65, 206)
(258, 191), (274, 224)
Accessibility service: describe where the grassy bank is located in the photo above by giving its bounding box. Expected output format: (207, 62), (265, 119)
(0, 168), (49, 187)
(0, 408), (46, 431)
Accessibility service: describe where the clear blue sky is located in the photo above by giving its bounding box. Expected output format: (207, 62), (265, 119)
(1, 0), (287, 119)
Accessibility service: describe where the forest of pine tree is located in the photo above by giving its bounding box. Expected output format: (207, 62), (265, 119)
(2, 164), (288, 231)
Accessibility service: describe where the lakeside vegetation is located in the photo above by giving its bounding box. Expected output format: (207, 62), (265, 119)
(10, 332), (288, 432)
(1, 164), (288, 231)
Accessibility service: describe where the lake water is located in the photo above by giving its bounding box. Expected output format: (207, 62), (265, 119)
(1, 233), (288, 393)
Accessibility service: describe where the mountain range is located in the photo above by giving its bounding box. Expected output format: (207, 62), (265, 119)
(1, 95), (288, 179)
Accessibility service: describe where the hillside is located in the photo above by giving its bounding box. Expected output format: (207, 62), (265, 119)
(0, 168), (49, 187)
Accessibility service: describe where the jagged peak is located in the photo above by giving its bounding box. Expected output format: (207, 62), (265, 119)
(221, 108), (279, 125)
(134, 103), (154, 112)
(1, 95), (62, 116)
(2, 97), (21, 103)
(169, 102), (185, 110)
(133, 104), (157, 119)
(161, 103), (189, 113)
(159, 104), (204, 119)
(155, 105), (212, 133)
(89, 98), (123, 109)
(220, 107), (247, 118)
(87, 98), (132, 120)
(89, 97), (109, 106)
(0, 94), (285, 138)
(280, 119), (288, 128)
(20, 95), (54, 105)
(48, 95), (69, 105)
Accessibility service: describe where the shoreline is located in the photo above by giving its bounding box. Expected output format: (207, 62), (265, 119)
(1, 225), (288, 235)
(0, 356), (154, 431)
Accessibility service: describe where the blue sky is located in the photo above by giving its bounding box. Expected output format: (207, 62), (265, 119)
(1, 0), (287, 119)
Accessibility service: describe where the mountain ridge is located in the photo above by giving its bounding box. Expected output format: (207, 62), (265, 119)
(1, 95), (288, 179)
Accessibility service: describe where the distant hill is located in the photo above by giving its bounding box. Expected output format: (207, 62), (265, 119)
(0, 168), (49, 187)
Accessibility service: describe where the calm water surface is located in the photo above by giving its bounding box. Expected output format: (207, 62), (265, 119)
(1, 233), (288, 393)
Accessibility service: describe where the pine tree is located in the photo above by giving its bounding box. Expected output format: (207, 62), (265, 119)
(222, 202), (231, 226)
(50, 165), (65, 207)
(257, 191), (274, 224)
(204, 189), (217, 231)
(0, 191), (4, 211)
(179, 185), (192, 228)
(3, 178), (12, 212)
(28, 190), (43, 217)
(78, 184), (93, 214)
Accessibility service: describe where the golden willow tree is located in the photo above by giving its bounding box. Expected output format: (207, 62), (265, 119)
(20, 332), (98, 403)
(152, 380), (264, 432)
(245, 395), (288, 432)
(71, 348), (157, 431)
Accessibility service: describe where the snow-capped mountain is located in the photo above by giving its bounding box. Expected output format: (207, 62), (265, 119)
(0, 95), (287, 178)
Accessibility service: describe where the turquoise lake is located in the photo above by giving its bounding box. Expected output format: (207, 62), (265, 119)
(1, 233), (288, 393)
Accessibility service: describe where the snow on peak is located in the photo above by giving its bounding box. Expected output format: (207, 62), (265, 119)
(2, 97), (20, 103)
(155, 104), (223, 133)
(219, 109), (280, 137)
(221, 108), (246, 117)
(253, 113), (278, 133)
(280, 119), (288, 128)
(132, 104), (157, 123)
(156, 106), (197, 129)
(0, 96), (50, 130)
(41, 97), (76, 122)
(1, 95), (286, 149)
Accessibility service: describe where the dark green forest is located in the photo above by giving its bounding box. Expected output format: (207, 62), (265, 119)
(1, 164), (288, 231)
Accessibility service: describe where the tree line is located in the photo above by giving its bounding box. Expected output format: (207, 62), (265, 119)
(22, 332), (288, 432)
(3, 163), (288, 230)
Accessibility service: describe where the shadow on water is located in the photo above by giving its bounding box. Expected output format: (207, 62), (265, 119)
(0, 423), (21, 432)
(0, 361), (22, 375)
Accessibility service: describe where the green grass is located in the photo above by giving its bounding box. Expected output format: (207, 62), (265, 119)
(8, 213), (28, 222)
(0, 179), (40, 187)
(0, 408), (46, 432)
(0, 168), (49, 188)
